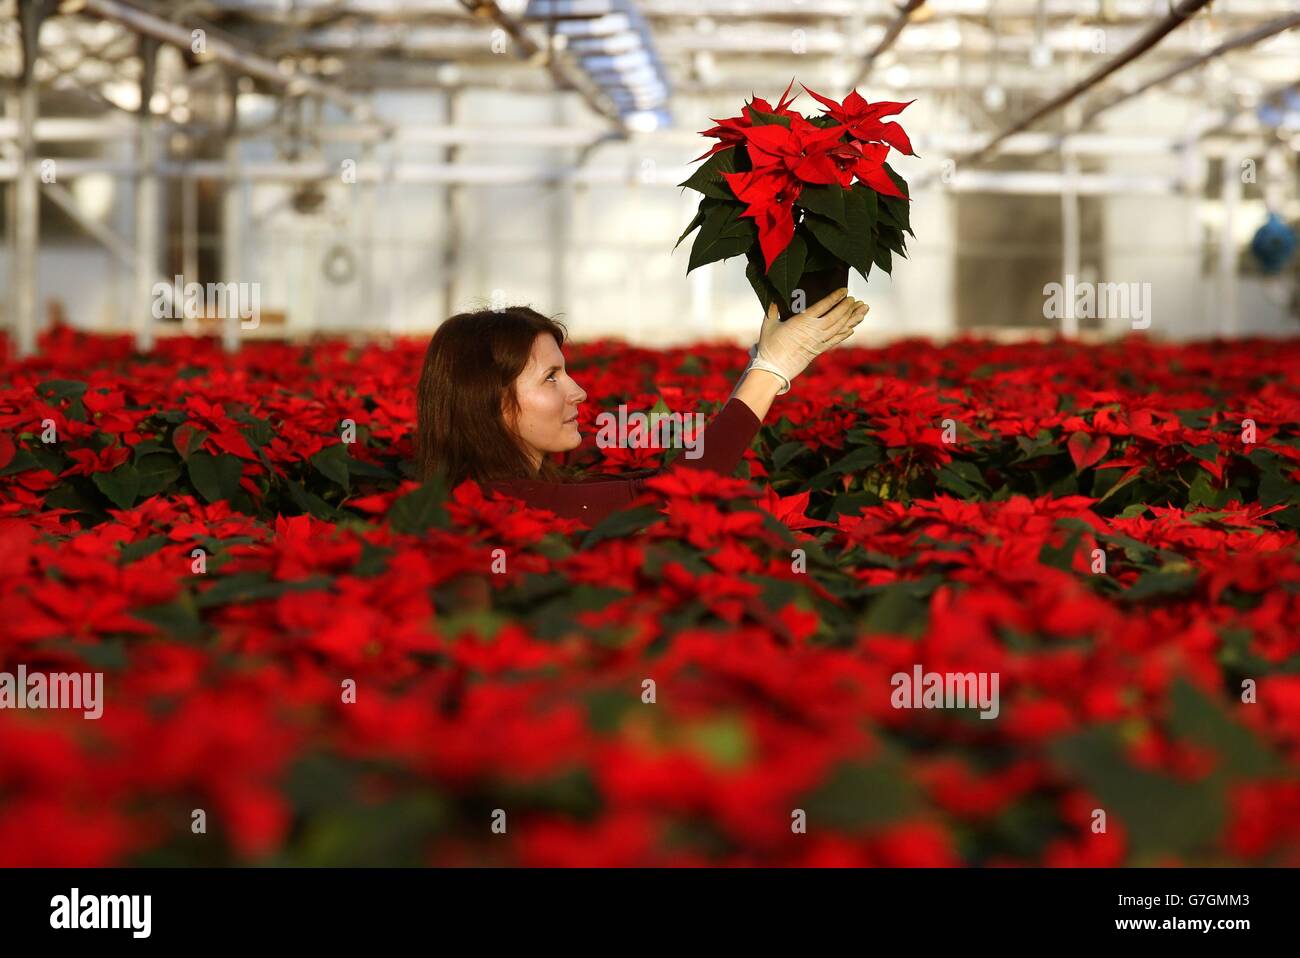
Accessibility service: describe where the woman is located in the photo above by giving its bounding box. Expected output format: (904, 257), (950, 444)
(415, 289), (869, 523)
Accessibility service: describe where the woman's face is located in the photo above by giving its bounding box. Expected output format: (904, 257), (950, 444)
(504, 332), (587, 471)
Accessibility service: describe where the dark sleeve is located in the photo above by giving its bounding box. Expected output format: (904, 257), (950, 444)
(484, 397), (762, 524)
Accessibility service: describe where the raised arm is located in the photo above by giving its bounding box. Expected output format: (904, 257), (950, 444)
(484, 290), (869, 523)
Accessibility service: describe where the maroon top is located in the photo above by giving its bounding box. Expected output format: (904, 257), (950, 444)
(482, 397), (762, 524)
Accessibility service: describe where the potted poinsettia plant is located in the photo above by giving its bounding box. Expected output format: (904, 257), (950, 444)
(675, 79), (916, 319)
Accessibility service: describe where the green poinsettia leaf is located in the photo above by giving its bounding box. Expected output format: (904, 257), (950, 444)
(677, 146), (739, 200)
(745, 108), (791, 128)
(877, 223), (909, 257)
(389, 472), (450, 534)
(873, 242), (893, 275)
(795, 182), (848, 227)
(673, 203), (708, 252)
(187, 451), (243, 503)
(687, 201), (755, 273)
(764, 233), (808, 303)
(803, 186), (877, 277)
(311, 444), (352, 492)
(134, 453), (182, 498)
(92, 463), (141, 510)
(745, 254), (778, 315)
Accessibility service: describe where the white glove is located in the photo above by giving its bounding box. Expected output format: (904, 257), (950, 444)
(747, 289), (868, 394)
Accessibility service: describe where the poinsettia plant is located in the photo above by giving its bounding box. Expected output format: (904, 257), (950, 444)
(675, 79), (916, 318)
(4, 325), (1300, 867)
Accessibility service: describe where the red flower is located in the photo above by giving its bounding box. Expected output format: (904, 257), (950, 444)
(839, 140), (909, 200)
(4, 326), (1300, 869)
(801, 85), (917, 157)
(739, 114), (849, 186)
(722, 167), (802, 270)
(0, 796), (135, 867)
(694, 78), (802, 162)
(871, 820), (960, 867)
(519, 810), (657, 867)
(59, 444), (130, 478)
(757, 487), (835, 531)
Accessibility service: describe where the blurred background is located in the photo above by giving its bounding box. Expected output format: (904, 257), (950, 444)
(1, 0), (1298, 357)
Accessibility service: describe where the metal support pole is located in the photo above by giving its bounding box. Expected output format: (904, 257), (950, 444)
(441, 89), (460, 322)
(1181, 143), (1205, 332)
(222, 78), (243, 353)
(12, 1), (55, 358)
(134, 36), (161, 353)
(1219, 153), (1241, 337)
(3, 95), (14, 348)
(1060, 96), (1081, 339)
(1061, 152), (1081, 339)
(13, 85), (39, 359)
(181, 165), (199, 291)
(358, 131), (376, 333)
(551, 97), (570, 318)
(384, 154), (402, 334)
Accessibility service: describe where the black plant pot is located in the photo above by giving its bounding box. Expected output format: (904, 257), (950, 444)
(777, 262), (851, 321)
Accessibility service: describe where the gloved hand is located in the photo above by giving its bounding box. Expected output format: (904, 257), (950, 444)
(746, 288), (869, 394)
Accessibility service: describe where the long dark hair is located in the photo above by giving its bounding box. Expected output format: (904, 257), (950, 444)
(415, 306), (572, 487)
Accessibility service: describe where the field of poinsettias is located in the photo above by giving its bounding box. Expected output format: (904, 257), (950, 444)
(2, 325), (1300, 868)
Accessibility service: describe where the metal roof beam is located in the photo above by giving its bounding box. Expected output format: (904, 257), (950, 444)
(78, 0), (385, 123)
(459, 0), (628, 131)
(1079, 11), (1300, 127)
(960, 0), (1214, 168)
(853, 0), (927, 88)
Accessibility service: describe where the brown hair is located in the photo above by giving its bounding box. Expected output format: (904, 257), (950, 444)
(415, 306), (572, 487)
